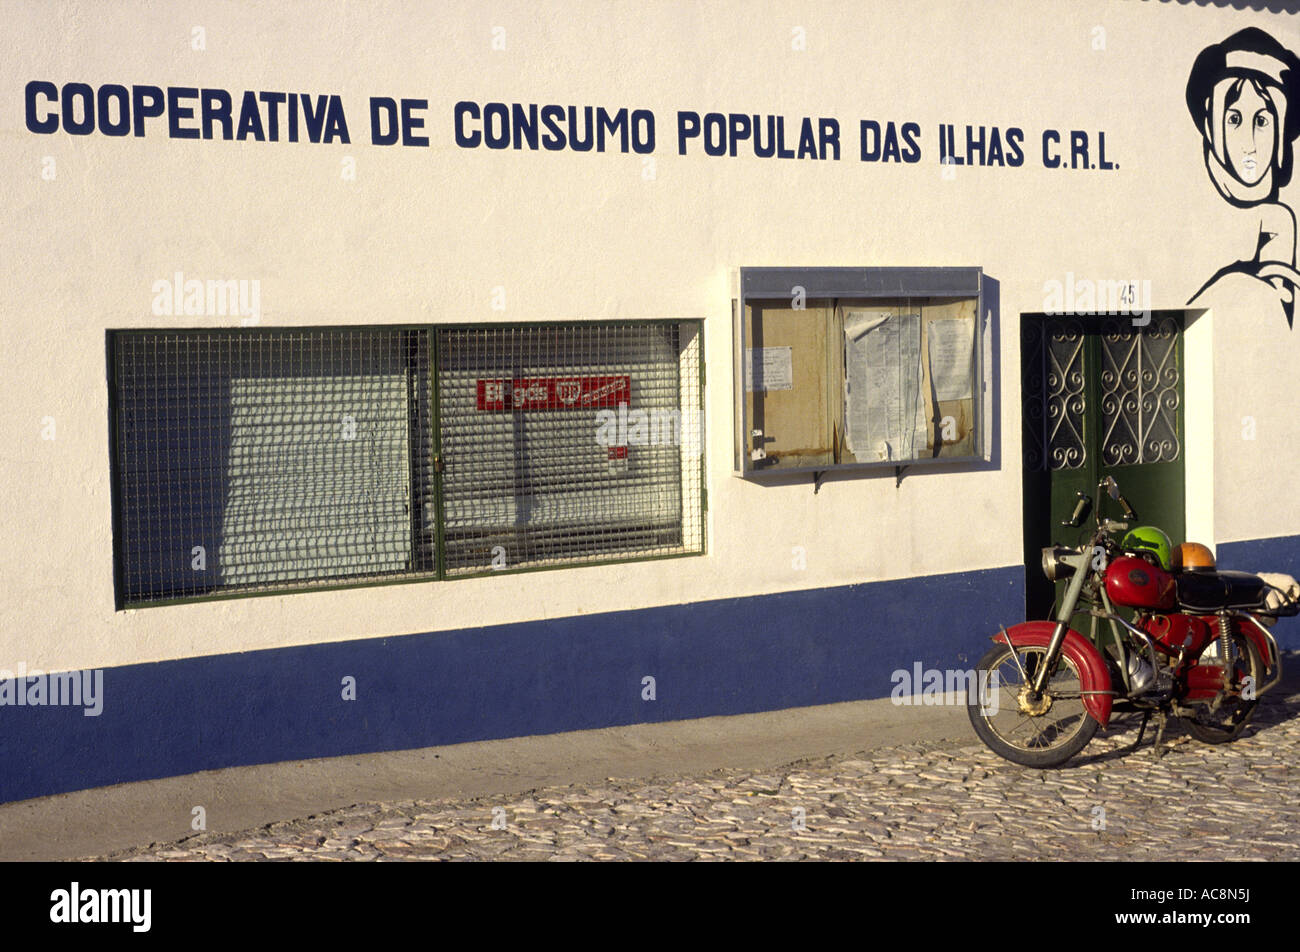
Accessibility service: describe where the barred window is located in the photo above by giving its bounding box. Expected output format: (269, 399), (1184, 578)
(108, 322), (704, 607)
(437, 323), (703, 574)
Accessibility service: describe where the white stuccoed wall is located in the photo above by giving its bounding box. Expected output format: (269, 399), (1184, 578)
(0, 0), (1296, 671)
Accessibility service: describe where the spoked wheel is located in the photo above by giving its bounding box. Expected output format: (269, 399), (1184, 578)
(967, 642), (1099, 768)
(1182, 632), (1264, 744)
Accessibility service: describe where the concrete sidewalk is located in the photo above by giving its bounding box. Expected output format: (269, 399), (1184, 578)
(0, 695), (974, 861)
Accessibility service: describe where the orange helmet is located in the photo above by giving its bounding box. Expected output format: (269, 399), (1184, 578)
(1173, 542), (1216, 572)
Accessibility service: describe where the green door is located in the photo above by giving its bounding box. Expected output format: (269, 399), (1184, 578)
(1021, 313), (1185, 626)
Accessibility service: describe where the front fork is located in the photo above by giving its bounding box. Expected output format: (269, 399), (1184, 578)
(1032, 551), (1160, 698)
(1032, 549), (1095, 695)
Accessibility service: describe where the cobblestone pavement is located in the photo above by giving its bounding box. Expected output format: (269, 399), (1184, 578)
(89, 690), (1300, 861)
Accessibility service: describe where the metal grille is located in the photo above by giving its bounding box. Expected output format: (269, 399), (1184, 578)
(1023, 317), (1086, 472)
(109, 321), (704, 605)
(437, 322), (704, 574)
(1099, 317), (1181, 466)
(111, 329), (434, 604)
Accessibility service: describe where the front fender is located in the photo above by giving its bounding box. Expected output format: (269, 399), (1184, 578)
(993, 621), (1113, 728)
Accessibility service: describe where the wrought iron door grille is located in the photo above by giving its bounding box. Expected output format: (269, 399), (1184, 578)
(1023, 317), (1087, 472)
(108, 321), (704, 606)
(1099, 317), (1181, 466)
(1022, 316), (1181, 472)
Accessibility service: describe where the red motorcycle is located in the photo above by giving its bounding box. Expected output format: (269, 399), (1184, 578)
(968, 476), (1297, 767)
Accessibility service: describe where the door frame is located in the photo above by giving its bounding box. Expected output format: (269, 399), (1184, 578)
(1019, 309), (1209, 620)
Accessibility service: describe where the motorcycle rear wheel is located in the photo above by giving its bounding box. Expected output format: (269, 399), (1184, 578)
(967, 641), (1099, 768)
(1182, 632), (1264, 744)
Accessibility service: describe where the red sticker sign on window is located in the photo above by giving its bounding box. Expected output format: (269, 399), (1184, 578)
(476, 375), (630, 411)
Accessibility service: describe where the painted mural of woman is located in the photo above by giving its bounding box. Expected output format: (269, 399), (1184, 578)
(1186, 27), (1300, 327)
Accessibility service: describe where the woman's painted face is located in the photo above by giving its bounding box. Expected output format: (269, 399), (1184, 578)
(1223, 81), (1276, 185)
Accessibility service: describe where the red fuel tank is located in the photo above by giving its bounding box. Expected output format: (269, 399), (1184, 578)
(1105, 555), (1177, 611)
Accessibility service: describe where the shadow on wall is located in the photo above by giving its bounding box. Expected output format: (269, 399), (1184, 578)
(107, 329), (428, 608)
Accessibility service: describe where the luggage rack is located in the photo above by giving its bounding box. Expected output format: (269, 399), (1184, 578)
(1260, 598), (1300, 618)
(1259, 579), (1300, 618)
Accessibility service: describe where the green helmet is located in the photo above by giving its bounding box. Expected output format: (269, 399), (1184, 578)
(1122, 526), (1173, 572)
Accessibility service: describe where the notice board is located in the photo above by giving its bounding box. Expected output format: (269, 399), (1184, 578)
(735, 279), (981, 475)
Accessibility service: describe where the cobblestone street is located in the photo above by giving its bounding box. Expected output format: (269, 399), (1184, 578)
(90, 684), (1300, 862)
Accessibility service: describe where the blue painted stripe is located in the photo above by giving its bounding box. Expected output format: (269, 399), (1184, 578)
(1217, 534), (1300, 651)
(1, 566), (1023, 803)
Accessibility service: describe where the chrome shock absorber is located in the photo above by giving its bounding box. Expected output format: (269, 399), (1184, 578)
(1216, 613), (1235, 696)
(1217, 614), (1233, 660)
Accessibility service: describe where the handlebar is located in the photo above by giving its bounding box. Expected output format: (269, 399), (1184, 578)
(1079, 519), (1128, 554)
(1067, 493), (1090, 527)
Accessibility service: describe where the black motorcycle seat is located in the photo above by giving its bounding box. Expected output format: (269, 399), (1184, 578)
(1176, 570), (1268, 612)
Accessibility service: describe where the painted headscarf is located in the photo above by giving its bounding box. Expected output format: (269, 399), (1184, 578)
(1186, 27), (1300, 207)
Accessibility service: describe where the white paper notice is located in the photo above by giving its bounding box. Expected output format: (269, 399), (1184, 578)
(745, 346), (793, 392)
(844, 309), (890, 342)
(844, 311), (926, 460)
(928, 318), (974, 402)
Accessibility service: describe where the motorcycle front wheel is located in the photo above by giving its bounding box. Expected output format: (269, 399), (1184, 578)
(967, 642), (1099, 768)
(1182, 631), (1264, 744)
